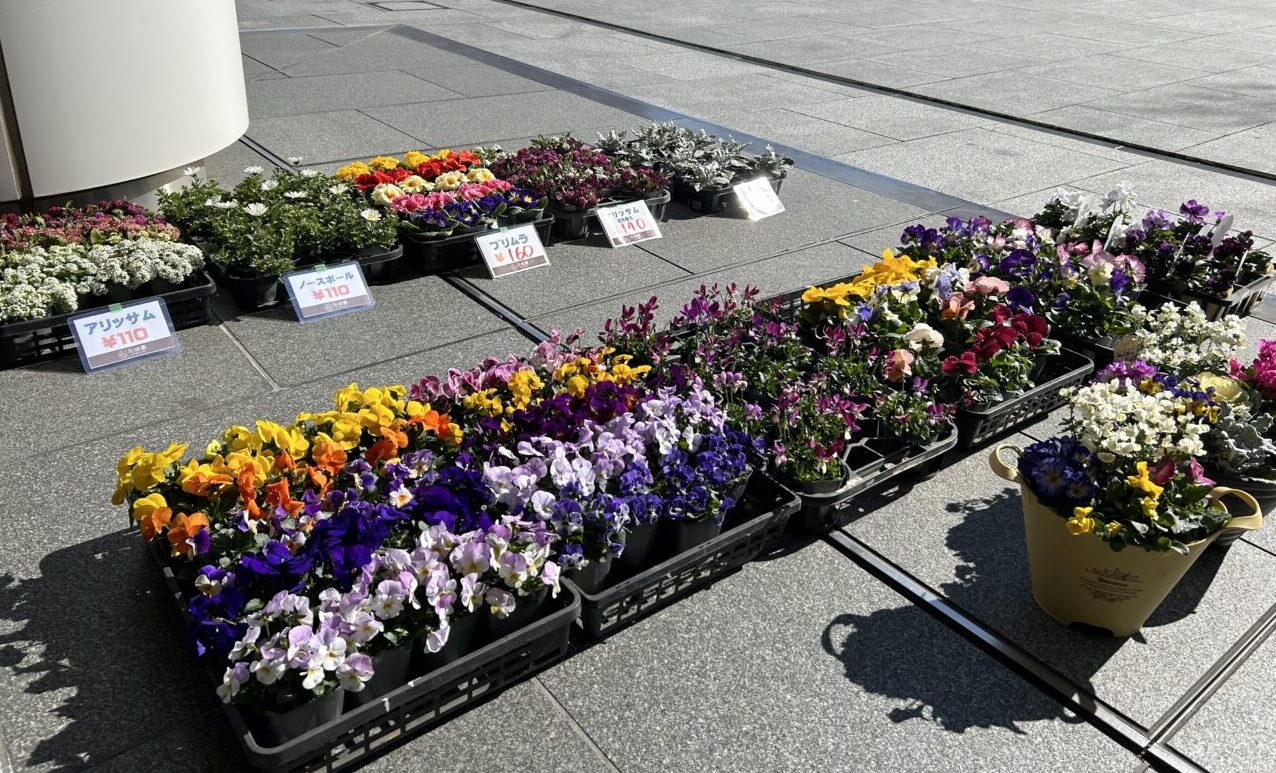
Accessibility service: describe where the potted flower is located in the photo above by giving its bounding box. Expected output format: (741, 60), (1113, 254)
(1126, 301), (1245, 378)
(989, 363), (1262, 636)
(1199, 341), (1276, 542)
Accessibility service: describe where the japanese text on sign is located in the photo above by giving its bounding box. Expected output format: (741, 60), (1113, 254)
(733, 177), (785, 221)
(595, 200), (662, 248)
(69, 298), (178, 372)
(283, 261), (374, 323)
(476, 223), (551, 279)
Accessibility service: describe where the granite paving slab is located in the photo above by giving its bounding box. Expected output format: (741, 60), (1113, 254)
(0, 324), (271, 464)
(793, 95), (994, 142)
(1181, 125), (1276, 174)
(363, 90), (641, 147)
(282, 31), (481, 76)
(622, 72), (848, 116)
(245, 108), (424, 163)
(695, 108), (898, 156)
(1015, 55), (1212, 91)
(201, 140), (276, 184)
(1024, 106), (1219, 153)
(239, 31), (338, 70)
(218, 275), (510, 386)
(398, 61), (557, 97)
(809, 57), (951, 89)
(865, 45), (1045, 79)
(836, 128), (1131, 204)
(537, 539), (1137, 772)
(635, 169), (929, 274)
(455, 238), (688, 319)
(1108, 40), (1275, 73)
(1081, 83), (1276, 135)
(246, 69), (463, 118)
(1167, 625), (1276, 772)
(725, 34), (898, 66)
(841, 436), (1276, 727)
(912, 71), (1129, 118)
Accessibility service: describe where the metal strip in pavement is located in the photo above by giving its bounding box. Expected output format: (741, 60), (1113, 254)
(482, 0), (1276, 189)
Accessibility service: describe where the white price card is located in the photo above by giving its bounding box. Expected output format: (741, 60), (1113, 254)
(69, 298), (179, 373)
(475, 223), (551, 279)
(733, 177), (785, 220)
(595, 200), (662, 248)
(283, 261), (374, 324)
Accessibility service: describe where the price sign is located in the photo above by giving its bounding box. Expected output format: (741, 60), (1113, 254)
(475, 224), (550, 279)
(733, 177), (785, 220)
(283, 261), (374, 324)
(69, 298), (179, 373)
(595, 200), (662, 248)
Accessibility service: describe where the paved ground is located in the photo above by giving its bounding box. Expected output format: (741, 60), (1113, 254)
(3, 4), (1276, 772)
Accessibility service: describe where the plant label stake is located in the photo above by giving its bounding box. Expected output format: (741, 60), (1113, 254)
(476, 223), (551, 278)
(595, 200), (662, 247)
(69, 298), (179, 373)
(734, 177), (785, 220)
(283, 261), (374, 324)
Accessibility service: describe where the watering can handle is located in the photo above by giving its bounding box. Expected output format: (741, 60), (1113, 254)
(1209, 487), (1265, 532)
(989, 444), (1022, 483)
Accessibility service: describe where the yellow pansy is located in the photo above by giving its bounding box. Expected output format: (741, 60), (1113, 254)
(507, 369), (544, 410)
(334, 161), (370, 181)
(1126, 461), (1164, 499)
(255, 420), (309, 458)
(566, 375), (589, 397)
(608, 355), (650, 386)
(462, 389), (505, 417)
(1140, 497), (1158, 519)
(1106, 522), (1122, 536)
(1067, 507), (1096, 535)
(368, 155), (400, 171)
(221, 425), (262, 453)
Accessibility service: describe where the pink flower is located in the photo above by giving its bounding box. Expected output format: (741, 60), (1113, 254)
(883, 349), (914, 382)
(1188, 459), (1215, 486)
(389, 193), (428, 215)
(971, 276), (1010, 297)
(940, 293), (974, 320)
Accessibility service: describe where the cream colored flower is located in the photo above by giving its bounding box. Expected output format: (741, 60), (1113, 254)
(370, 184), (404, 206)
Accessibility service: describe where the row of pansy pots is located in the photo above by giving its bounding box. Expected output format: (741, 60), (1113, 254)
(105, 182), (1274, 756)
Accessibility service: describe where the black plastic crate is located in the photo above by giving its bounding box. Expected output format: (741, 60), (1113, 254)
(670, 172), (787, 214)
(566, 470), (798, 639)
(0, 270), (217, 368)
(147, 541), (579, 773)
(1181, 272), (1274, 321)
(546, 189), (670, 242)
(402, 216), (553, 275)
(790, 423), (959, 533)
(954, 348), (1093, 450)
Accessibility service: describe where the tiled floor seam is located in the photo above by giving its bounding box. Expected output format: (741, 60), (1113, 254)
(215, 322), (283, 392)
(480, 0), (1276, 187)
(531, 677), (625, 773)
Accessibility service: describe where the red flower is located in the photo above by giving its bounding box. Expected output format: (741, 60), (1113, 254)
(989, 304), (1013, 325)
(942, 350), (979, 375)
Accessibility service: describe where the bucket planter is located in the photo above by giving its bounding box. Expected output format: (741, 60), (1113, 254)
(247, 690), (344, 749)
(1207, 472), (1276, 547)
(990, 444), (1263, 637)
(344, 647), (412, 709)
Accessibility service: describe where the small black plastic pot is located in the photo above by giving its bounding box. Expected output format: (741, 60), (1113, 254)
(355, 243), (405, 285)
(485, 587), (549, 641)
(614, 520), (660, 572)
(568, 553), (614, 594)
(413, 610), (482, 674)
(247, 690), (344, 749)
(344, 646), (412, 709)
(664, 517), (724, 554)
(223, 268), (282, 310)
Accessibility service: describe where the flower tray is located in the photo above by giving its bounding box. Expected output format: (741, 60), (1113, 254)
(790, 423), (959, 533)
(565, 470), (798, 639)
(401, 216), (553, 275)
(546, 189), (670, 242)
(1180, 272), (1274, 321)
(953, 347), (1094, 450)
(670, 172), (787, 215)
(0, 270), (217, 368)
(146, 540), (579, 773)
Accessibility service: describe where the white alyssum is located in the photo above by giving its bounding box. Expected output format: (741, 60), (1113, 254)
(1064, 380), (1210, 462)
(0, 239), (204, 322)
(1130, 302), (1245, 376)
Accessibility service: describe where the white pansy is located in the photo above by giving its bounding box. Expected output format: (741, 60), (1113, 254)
(1130, 302), (1244, 375)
